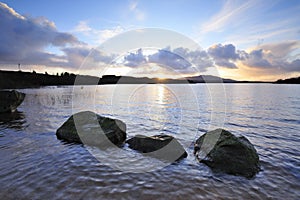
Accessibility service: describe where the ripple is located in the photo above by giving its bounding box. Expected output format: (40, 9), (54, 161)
(0, 85), (299, 199)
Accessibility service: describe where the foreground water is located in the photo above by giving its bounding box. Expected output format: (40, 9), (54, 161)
(0, 84), (299, 199)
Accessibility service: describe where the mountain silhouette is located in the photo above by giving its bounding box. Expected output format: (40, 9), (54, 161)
(0, 70), (269, 89)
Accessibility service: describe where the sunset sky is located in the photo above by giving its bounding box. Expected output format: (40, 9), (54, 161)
(0, 0), (299, 81)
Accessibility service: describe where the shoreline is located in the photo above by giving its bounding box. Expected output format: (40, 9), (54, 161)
(2, 69), (300, 90)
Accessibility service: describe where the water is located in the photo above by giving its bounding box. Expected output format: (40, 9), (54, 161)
(0, 84), (299, 199)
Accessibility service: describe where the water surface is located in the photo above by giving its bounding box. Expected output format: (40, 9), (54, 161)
(0, 84), (299, 199)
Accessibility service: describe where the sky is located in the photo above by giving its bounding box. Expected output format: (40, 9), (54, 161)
(0, 0), (299, 81)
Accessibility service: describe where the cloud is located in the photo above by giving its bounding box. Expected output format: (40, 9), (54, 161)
(206, 41), (300, 73)
(61, 46), (90, 67)
(241, 41), (300, 72)
(242, 49), (272, 68)
(201, 0), (257, 33)
(129, 1), (138, 11)
(208, 44), (244, 68)
(0, 2), (25, 20)
(148, 48), (191, 70)
(119, 46), (213, 75)
(0, 2), (81, 66)
(61, 46), (117, 71)
(98, 26), (124, 42)
(128, 0), (145, 21)
(208, 44), (240, 60)
(0, 3), (115, 71)
(73, 21), (124, 44)
(199, 0), (300, 50)
(1, 2), (298, 79)
(284, 59), (300, 72)
(124, 48), (146, 67)
(259, 41), (299, 59)
(172, 47), (213, 71)
(225, 24), (299, 48)
(73, 20), (92, 33)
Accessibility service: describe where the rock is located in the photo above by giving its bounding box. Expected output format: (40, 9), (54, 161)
(0, 90), (25, 113)
(126, 135), (187, 161)
(194, 129), (260, 178)
(56, 111), (126, 147)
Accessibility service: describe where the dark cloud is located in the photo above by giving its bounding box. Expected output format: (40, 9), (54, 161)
(61, 47), (116, 70)
(285, 59), (300, 72)
(61, 47), (90, 68)
(148, 48), (191, 70)
(206, 42), (300, 73)
(121, 47), (213, 75)
(208, 44), (240, 60)
(172, 47), (213, 71)
(242, 49), (272, 68)
(0, 2), (81, 66)
(208, 44), (243, 69)
(214, 60), (238, 68)
(241, 43), (300, 72)
(124, 48), (146, 67)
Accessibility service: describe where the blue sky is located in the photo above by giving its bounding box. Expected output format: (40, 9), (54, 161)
(0, 0), (299, 81)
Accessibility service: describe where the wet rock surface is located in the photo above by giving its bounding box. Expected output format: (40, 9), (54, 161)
(56, 111), (126, 148)
(127, 134), (187, 161)
(194, 129), (260, 178)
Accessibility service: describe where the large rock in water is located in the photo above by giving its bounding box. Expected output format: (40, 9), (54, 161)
(56, 111), (126, 147)
(0, 90), (25, 113)
(194, 129), (260, 178)
(126, 135), (187, 161)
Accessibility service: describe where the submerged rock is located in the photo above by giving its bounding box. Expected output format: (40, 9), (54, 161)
(0, 90), (25, 113)
(194, 129), (260, 178)
(56, 111), (126, 147)
(126, 134), (187, 161)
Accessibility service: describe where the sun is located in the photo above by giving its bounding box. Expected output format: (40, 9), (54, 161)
(157, 77), (166, 80)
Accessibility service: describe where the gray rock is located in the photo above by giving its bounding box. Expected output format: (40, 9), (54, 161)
(126, 134), (187, 161)
(0, 90), (25, 113)
(194, 129), (260, 178)
(56, 111), (126, 147)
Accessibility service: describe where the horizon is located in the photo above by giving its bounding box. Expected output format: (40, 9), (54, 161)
(0, 68), (282, 83)
(0, 1), (300, 81)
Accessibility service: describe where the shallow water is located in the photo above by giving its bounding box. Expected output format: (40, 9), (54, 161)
(0, 84), (299, 199)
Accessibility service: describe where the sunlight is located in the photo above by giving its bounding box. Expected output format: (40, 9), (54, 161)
(157, 85), (165, 105)
(157, 77), (166, 81)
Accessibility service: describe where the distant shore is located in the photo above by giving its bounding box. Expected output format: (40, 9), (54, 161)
(274, 76), (300, 84)
(1, 70), (298, 89)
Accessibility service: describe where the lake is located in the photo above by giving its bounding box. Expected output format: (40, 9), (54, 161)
(0, 84), (299, 199)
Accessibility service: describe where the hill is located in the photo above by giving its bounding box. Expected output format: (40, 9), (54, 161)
(274, 76), (300, 84)
(0, 70), (99, 89)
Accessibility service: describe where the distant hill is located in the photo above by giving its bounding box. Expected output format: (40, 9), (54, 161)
(185, 75), (268, 83)
(274, 76), (300, 84)
(185, 75), (236, 83)
(101, 75), (264, 84)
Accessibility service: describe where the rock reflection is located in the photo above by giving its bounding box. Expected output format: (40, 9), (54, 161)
(0, 111), (27, 131)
